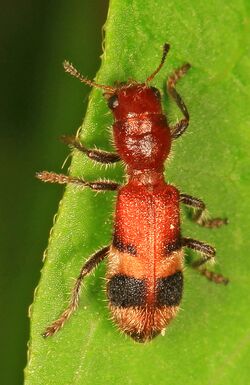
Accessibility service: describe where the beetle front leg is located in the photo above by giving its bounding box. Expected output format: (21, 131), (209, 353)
(180, 193), (228, 228)
(182, 237), (229, 285)
(61, 135), (121, 164)
(167, 63), (191, 140)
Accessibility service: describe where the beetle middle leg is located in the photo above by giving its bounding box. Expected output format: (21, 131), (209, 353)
(167, 63), (191, 139)
(182, 237), (229, 284)
(36, 171), (120, 191)
(180, 193), (228, 228)
(43, 245), (110, 337)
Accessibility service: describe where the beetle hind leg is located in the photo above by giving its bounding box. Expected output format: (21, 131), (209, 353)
(182, 237), (229, 285)
(180, 193), (228, 228)
(43, 246), (110, 337)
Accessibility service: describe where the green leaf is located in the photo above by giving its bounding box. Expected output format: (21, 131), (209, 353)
(25, 0), (250, 384)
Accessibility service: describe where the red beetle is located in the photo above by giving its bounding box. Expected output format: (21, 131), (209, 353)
(37, 44), (228, 342)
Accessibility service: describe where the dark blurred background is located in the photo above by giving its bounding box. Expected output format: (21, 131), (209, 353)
(0, 1), (108, 384)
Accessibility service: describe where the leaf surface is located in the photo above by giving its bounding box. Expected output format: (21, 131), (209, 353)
(25, 1), (250, 384)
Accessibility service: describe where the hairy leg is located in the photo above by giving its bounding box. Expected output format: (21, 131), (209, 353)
(43, 246), (110, 337)
(61, 135), (121, 164)
(180, 193), (228, 228)
(36, 171), (119, 191)
(167, 63), (191, 139)
(182, 237), (229, 284)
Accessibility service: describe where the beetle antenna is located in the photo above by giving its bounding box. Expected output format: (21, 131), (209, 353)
(63, 61), (115, 92)
(146, 43), (170, 84)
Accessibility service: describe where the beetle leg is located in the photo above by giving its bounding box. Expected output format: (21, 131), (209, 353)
(43, 245), (110, 337)
(180, 193), (228, 228)
(61, 135), (121, 164)
(36, 171), (120, 191)
(167, 63), (191, 139)
(182, 237), (229, 284)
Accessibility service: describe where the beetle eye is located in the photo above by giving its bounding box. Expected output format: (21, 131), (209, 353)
(108, 94), (119, 109)
(150, 87), (161, 99)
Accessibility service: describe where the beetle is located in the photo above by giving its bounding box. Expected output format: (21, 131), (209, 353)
(37, 43), (228, 342)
